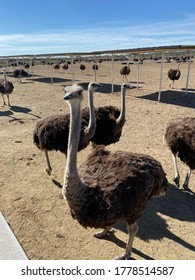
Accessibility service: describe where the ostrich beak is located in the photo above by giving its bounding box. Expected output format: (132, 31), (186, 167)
(64, 92), (73, 100)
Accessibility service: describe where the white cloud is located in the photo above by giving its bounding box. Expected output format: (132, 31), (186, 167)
(1, 15), (195, 56)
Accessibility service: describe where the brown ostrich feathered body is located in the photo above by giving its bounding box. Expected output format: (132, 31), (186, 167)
(80, 64), (86, 71)
(62, 63), (69, 70)
(67, 146), (168, 229)
(167, 68), (181, 81)
(33, 105), (121, 154)
(120, 65), (130, 76)
(13, 69), (28, 79)
(33, 113), (89, 155)
(0, 80), (14, 94)
(86, 105), (121, 146)
(165, 117), (195, 170)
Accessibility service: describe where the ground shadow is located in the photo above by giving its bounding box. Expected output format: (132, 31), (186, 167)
(31, 77), (72, 84)
(52, 179), (63, 189)
(10, 105), (41, 119)
(0, 109), (24, 123)
(181, 88), (195, 92)
(99, 230), (154, 260)
(0, 109), (13, 117)
(138, 90), (195, 108)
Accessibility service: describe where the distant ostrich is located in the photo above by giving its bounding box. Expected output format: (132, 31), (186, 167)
(165, 117), (195, 194)
(167, 63), (181, 88)
(62, 63), (69, 71)
(120, 63), (130, 82)
(80, 64), (86, 77)
(53, 64), (60, 72)
(0, 69), (14, 106)
(92, 64), (98, 70)
(62, 85), (168, 260)
(25, 63), (30, 69)
(90, 83), (132, 146)
(92, 64), (98, 81)
(13, 69), (28, 82)
(33, 82), (101, 175)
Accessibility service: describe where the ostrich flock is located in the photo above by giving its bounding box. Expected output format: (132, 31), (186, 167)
(0, 54), (195, 259)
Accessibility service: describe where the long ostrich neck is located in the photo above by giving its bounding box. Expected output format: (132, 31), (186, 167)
(64, 101), (81, 185)
(3, 72), (7, 85)
(84, 89), (95, 139)
(176, 64), (180, 78)
(65, 101), (81, 183)
(115, 87), (126, 134)
(177, 64), (180, 72)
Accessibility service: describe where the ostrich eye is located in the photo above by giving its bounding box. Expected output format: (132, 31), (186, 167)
(78, 90), (82, 96)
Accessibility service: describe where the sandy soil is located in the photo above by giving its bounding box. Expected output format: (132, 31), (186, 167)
(0, 59), (195, 260)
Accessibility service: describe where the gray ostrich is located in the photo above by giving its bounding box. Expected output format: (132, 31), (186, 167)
(167, 63), (181, 88)
(33, 82), (101, 175)
(0, 69), (14, 106)
(165, 117), (195, 194)
(62, 85), (168, 260)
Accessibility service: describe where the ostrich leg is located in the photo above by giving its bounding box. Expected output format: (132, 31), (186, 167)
(114, 221), (138, 260)
(183, 169), (194, 194)
(125, 75), (129, 82)
(44, 150), (52, 175)
(1, 94), (6, 105)
(7, 94), (10, 106)
(172, 153), (180, 188)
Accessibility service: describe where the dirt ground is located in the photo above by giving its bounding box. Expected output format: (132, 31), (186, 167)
(0, 58), (195, 260)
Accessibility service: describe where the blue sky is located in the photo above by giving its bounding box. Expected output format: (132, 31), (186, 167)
(1, 0), (195, 56)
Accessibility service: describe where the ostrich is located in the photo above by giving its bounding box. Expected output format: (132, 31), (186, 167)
(80, 64), (86, 77)
(120, 63), (130, 82)
(13, 69), (28, 82)
(33, 82), (101, 175)
(92, 64), (98, 70)
(62, 63), (69, 71)
(53, 64), (60, 72)
(92, 64), (98, 81)
(0, 69), (14, 106)
(90, 83), (132, 146)
(165, 117), (195, 194)
(24, 63), (30, 69)
(62, 85), (168, 260)
(167, 63), (181, 88)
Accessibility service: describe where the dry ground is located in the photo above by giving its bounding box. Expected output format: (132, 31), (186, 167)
(0, 59), (195, 260)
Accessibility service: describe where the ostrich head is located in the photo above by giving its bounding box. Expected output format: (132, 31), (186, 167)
(121, 82), (133, 90)
(121, 83), (135, 92)
(88, 81), (102, 92)
(2, 69), (7, 80)
(64, 84), (84, 103)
